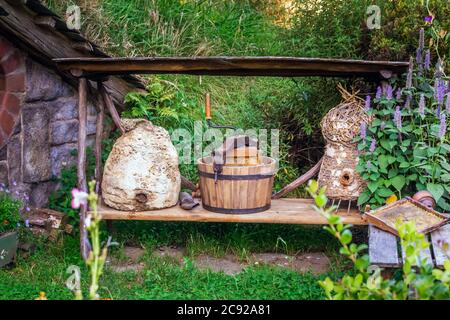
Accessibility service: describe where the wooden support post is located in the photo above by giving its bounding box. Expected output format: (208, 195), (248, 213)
(99, 82), (125, 135)
(94, 83), (105, 194)
(78, 77), (90, 260)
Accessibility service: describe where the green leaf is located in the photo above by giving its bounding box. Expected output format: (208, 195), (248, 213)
(377, 187), (393, 197)
(388, 168), (398, 179)
(391, 175), (406, 192)
(399, 162), (410, 168)
(357, 191), (371, 206)
(378, 155), (389, 170)
(427, 183), (444, 202)
(368, 181), (378, 193)
(341, 230), (352, 245)
(380, 140), (393, 152)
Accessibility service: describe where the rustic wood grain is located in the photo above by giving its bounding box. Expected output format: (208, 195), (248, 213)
(91, 198), (366, 225)
(94, 86), (105, 194)
(430, 224), (450, 268)
(99, 82), (125, 135)
(369, 225), (400, 267)
(53, 56), (409, 79)
(272, 158), (323, 199)
(77, 78), (89, 260)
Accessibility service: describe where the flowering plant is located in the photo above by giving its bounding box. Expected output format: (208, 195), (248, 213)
(306, 180), (450, 300)
(356, 29), (450, 211)
(0, 184), (23, 234)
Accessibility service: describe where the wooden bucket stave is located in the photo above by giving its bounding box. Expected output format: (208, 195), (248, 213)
(197, 156), (276, 214)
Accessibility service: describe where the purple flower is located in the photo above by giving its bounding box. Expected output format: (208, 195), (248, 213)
(436, 105), (441, 118)
(380, 121), (386, 130)
(25, 219), (30, 228)
(369, 139), (376, 153)
(436, 80), (446, 105)
(376, 86), (382, 99)
(405, 95), (412, 109)
(419, 94), (426, 116)
(424, 15), (433, 23)
(439, 112), (447, 139)
(446, 95), (450, 113)
(424, 49), (431, 70)
(394, 106), (402, 130)
(419, 28), (425, 51)
(396, 88), (402, 101)
(366, 161), (372, 170)
(360, 122), (367, 140)
(71, 188), (88, 209)
(386, 85), (393, 100)
(365, 95), (371, 111)
(416, 48), (422, 66)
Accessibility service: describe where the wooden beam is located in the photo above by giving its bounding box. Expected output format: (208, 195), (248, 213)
(430, 224), (450, 268)
(272, 158), (322, 199)
(53, 57), (410, 79)
(99, 82), (125, 135)
(78, 77), (89, 260)
(91, 198), (367, 225)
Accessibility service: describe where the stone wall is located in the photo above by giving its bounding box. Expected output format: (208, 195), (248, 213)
(0, 35), (98, 208)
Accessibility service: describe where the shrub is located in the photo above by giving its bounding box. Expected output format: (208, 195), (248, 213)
(307, 180), (450, 300)
(356, 29), (450, 211)
(0, 188), (22, 234)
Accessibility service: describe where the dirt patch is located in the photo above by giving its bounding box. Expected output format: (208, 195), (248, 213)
(108, 246), (146, 273)
(194, 254), (245, 275)
(152, 245), (186, 262)
(251, 252), (331, 275)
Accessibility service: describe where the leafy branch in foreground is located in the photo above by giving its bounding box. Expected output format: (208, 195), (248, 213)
(306, 179), (450, 300)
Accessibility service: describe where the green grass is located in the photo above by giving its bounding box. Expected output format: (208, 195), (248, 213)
(0, 225), (351, 300)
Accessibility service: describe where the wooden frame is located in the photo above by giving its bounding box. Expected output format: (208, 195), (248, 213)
(56, 56), (409, 258)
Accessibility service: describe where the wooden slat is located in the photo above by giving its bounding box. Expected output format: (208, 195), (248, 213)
(369, 225), (400, 267)
(53, 56), (409, 79)
(430, 224), (450, 268)
(91, 198), (367, 225)
(400, 238), (433, 266)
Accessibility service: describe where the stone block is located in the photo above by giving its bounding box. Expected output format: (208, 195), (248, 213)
(0, 160), (7, 185)
(7, 133), (21, 184)
(50, 143), (77, 177)
(30, 181), (58, 208)
(25, 60), (73, 102)
(49, 97), (78, 121)
(22, 107), (51, 182)
(50, 119), (78, 145)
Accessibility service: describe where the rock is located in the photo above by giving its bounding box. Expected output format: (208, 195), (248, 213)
(50, 117), (96, 146)
(25, 60), (73, 102)
(6, 133), (22, 184)
(21, 107), (51, 183)
(0, 146), (6, 161)
(102, 119), (180, 211)
(50, 143), (77, 177)
(0, 160), (7, 185)
(30, 181), (58, 208)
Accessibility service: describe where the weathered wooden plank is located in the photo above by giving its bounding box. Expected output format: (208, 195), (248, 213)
(94, 86), (105, 194)
(430, 224), (450, 268)
(91, 198), (367, 225)
(78, 78), (89, 260)
(369, 225), (400, 267)
(400, 237), (433, 266)
(53, 56), (409, 79)
(99, 82), (125, 135)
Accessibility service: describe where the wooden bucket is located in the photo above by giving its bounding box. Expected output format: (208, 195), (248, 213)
(197, 156), (276, 214)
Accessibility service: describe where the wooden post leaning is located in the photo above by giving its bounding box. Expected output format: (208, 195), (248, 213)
(76, 76), (90, 260)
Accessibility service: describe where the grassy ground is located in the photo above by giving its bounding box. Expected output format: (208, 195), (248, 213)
(0, 223), (354, 300)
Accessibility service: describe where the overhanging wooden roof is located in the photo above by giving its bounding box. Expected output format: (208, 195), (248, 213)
(53, 56), (409, 79)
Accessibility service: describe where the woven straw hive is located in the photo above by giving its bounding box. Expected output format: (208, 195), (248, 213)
(318, 85), (372, 201)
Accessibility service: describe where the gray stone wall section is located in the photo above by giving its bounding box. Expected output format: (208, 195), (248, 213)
(2, 56), (99, 208)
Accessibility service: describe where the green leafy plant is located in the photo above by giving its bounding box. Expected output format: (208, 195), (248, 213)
(356, 29), (450, 211)
(0, 190), (22, 234)
(306, 179), (450, 300)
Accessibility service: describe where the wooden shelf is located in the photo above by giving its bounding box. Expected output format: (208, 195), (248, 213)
(93, 198), (367, 225)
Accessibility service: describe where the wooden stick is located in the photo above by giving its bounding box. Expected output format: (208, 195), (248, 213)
(78, 77), (90, 260)
(94, 85), (105, 194)
(99, 82), (125, 135)
(181, 176), (198, 192)
(271, 158), (323, 199)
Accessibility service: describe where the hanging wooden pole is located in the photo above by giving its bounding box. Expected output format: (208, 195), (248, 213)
(78, 76), (90, 260)
(99, 82), (125, 135)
